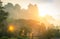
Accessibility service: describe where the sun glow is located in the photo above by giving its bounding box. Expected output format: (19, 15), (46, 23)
(39, 12), (46, 17)
(38, 5), (47, 17)
(8, 25), (14, 32)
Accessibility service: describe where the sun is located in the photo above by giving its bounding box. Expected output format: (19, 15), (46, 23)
(38, 5), (47, 17)
(39, 13), (46, 17)
(8, 25), (14, 32)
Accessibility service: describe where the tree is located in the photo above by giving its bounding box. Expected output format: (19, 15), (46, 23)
(17, 26), (31, 39)
(0, 0), (8, 37)
(45, 28), (60, 39)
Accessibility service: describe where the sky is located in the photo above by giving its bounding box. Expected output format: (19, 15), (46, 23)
(1, 0), (60, 25)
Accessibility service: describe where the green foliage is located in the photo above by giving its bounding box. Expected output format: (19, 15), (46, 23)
(9, 38), (17, 39)
(0, 2), (8, 37)
(1, 36), (8, 39)
(17, 36), (29, 39)
(0, 7), (8, 22)
(0, 10), (8, 21)
(45, 29), (60, 39)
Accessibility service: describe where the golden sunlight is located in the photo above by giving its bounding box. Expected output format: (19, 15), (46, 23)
(39, 13), (46, 17)
(38, 5), (47, 17)
(8, 25), (14, 32)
